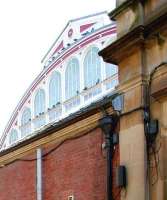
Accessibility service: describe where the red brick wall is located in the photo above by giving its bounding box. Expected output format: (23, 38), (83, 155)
(0, 128), (120, 200)
(43, 128), (120, 200)
(43, 128), (106, 200)
(0, 153), (36, 200)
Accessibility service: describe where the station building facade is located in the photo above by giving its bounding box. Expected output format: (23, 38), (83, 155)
(0, 12), (117, 150)
(2, 1), (167, 200)
(0, 12), (120, 200)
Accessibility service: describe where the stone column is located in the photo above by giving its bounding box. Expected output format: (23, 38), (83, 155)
(100, 1), (147, 200)
(100, 0), (167, 199)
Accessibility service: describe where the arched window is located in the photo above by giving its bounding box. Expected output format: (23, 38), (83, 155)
(84, 47), (101, 88)
(21, 108), (31, 137)
(9, 129), (18, 144)
(49, 72), (61, 108)
(105, 63), (118, 89)
(34, 89), (46, 116)
(65, 58), (80, 100)
(34, 89), (46, 128)
(21, 108), (31, 125)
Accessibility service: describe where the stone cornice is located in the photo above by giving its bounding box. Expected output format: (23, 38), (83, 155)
(144, 3), (167, 37)
(99, 7), (167, 64)
(99, 26), (145, 64)
(109, 0), (143, 20)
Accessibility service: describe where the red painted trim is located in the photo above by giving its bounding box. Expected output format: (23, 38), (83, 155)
(31, 75), (45, 92)
(52, 41), (64, 56)
(80, 22), (96, 32)
(46, 27), (116, 75)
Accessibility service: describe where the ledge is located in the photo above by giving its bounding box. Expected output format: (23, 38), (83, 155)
(144, 3), (167, 37)
(99, 7), (167, 64)
(0, 92), (118, 165)
(109, 0), (143, 20)
(99, 26), (145, 64)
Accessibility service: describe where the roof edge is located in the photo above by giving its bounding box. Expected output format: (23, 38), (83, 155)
(0, 92), (118, 157)
(41, 11), (108, 63)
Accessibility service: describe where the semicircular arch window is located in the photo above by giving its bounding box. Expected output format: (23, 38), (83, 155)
(49, 71), (61, 108)
(84, 47), (101, 88)
(21, 108), (31, 137)
(9, 129), (18, 144)
(34, 89), (46, 128)
(65, 58), (80, 100)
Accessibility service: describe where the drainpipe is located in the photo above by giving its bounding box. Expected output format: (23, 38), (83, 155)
(36, 148), (42, 200)
(106, 131), (113, 200)
(99, 114), (119, 200)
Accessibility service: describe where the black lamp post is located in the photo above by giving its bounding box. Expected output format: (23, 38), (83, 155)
(99, 114), (119, 200)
